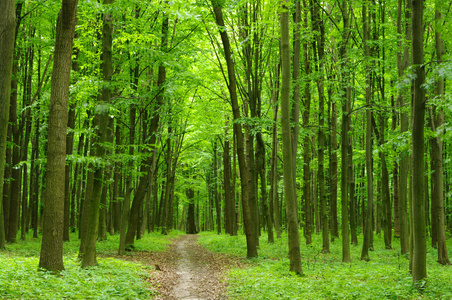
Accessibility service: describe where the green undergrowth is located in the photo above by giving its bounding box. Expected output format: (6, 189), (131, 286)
(198, 231), (452, 299)
(0, 230), (183, 299)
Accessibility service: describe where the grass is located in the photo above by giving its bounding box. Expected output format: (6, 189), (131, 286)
(0, 230), (183, 299)
(198, 231), (452, 299)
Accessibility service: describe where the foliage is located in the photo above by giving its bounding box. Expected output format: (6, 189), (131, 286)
(198, 232), (452, 299)
(0, 231), (183, 299)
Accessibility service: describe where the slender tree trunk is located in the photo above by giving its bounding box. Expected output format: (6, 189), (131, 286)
(312, 0), (329, 253)
(281, 0), (302, 274)
(39, 0), (78, 272)
(82, 0), (113, 267)
(392, 106), (400, 238)
(361, 0), (373, 261)
(291, 0), (301, 242)
(430, 3), (450, 266)
(224, 124), (234, 236)
(214, 142), (221, 234)
(21, 38), (34, 240)
(211, 0), (257, 258)
(31, 102), (40, 239)
(411, 0), (427, 282)
(380, 115), (392, 249)
(7, 58), (20, 244)
(329, 90), (338, 239)
(301, 1), (312, 245)
(161, 128), (172, 234)
(397, 0), (411, 256)
(339, 0), (351, 263)
(270, 62), (281, 240)
(118, 106), (135, 254)
(112, 125), (121, 234)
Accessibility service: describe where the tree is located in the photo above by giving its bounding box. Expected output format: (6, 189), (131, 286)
(0, 0), (16, 251)
(361, 0), (373, 262)
(281, 0), (302, 275)
(339, 0), (351, 263)
(411, 0), (426, 282)
(430, 0), (450, 266)
(397, 0), (411, 256)
(311, 0), (329, 254)
(211, 0), (258, 258)
(39, 0), (78, 272)
(302, 0), (312, 245)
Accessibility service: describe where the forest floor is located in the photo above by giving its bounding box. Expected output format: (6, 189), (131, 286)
(112, 234), (247, 299)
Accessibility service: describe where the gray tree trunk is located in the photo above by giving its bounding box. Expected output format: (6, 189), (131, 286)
(39, 0), (78, 272)
(281, 0), (302, 275)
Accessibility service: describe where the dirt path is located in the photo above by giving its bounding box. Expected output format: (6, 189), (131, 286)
(116, 234), (245, 299)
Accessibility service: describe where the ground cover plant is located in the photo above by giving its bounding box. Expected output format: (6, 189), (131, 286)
(0, 231), (182, 299)
(198, 232), (452, 299)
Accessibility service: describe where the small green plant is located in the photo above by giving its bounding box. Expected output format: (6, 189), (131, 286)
(198, 231), (452, 299)
(0, 230), (182, 299)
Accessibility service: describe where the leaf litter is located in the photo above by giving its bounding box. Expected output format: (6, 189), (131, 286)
(106, 234), (248, 299)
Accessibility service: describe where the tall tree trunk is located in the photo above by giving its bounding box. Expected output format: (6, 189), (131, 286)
(63, 103), (76, 242)
(329, 86), (338, 239)
(81, 0), (113, 267)
(291, 0), (301, 243)
(411, 0), (427, 282)
(214, 142), (221, 234)
(339, 0), (351, 262)
(64, 42), (79, 241)
(5, 2), (23, 245)
(430, 2), (450, 266)
(302, 0), (312, 245)
(112, 125), (122, 234)
(21, 38), (34, 240)
(380, 115), (392, 249)
(224, 124), (234, 236)
(211, 0), (257, 258)
(0, 0), (16, 250)
(118, 106), (135, 254)
(392, 93), (399, 238)
(281, 0), (302, 274)
(397, 0), (411, 256)
(312, 0), (329, 253)
(270, 62), (281, 239)
(361, 0), (373, 261)
(161, 128), (172, 235)
(39, 0), (78, 272)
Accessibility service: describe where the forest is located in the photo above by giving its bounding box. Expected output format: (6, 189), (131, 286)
(0, 0), (452, 298)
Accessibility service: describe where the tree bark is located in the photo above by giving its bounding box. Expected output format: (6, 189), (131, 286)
(281, 0), (302, 274)
(270, 62), (281, 239)
(0, 0), (16, 250)
(186, 187), (197, 234)
(301, 0), (312, 245)
(211, 0), (257, 258)
(397, 0), (411, 256)
(339, 0), (351, 263)
(312, 0), (329, 254)
(39, 0), (78, 272)
(430, 1), (450, 266)
(361, 0), (373, 261)
(411, 0), (427, 282)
